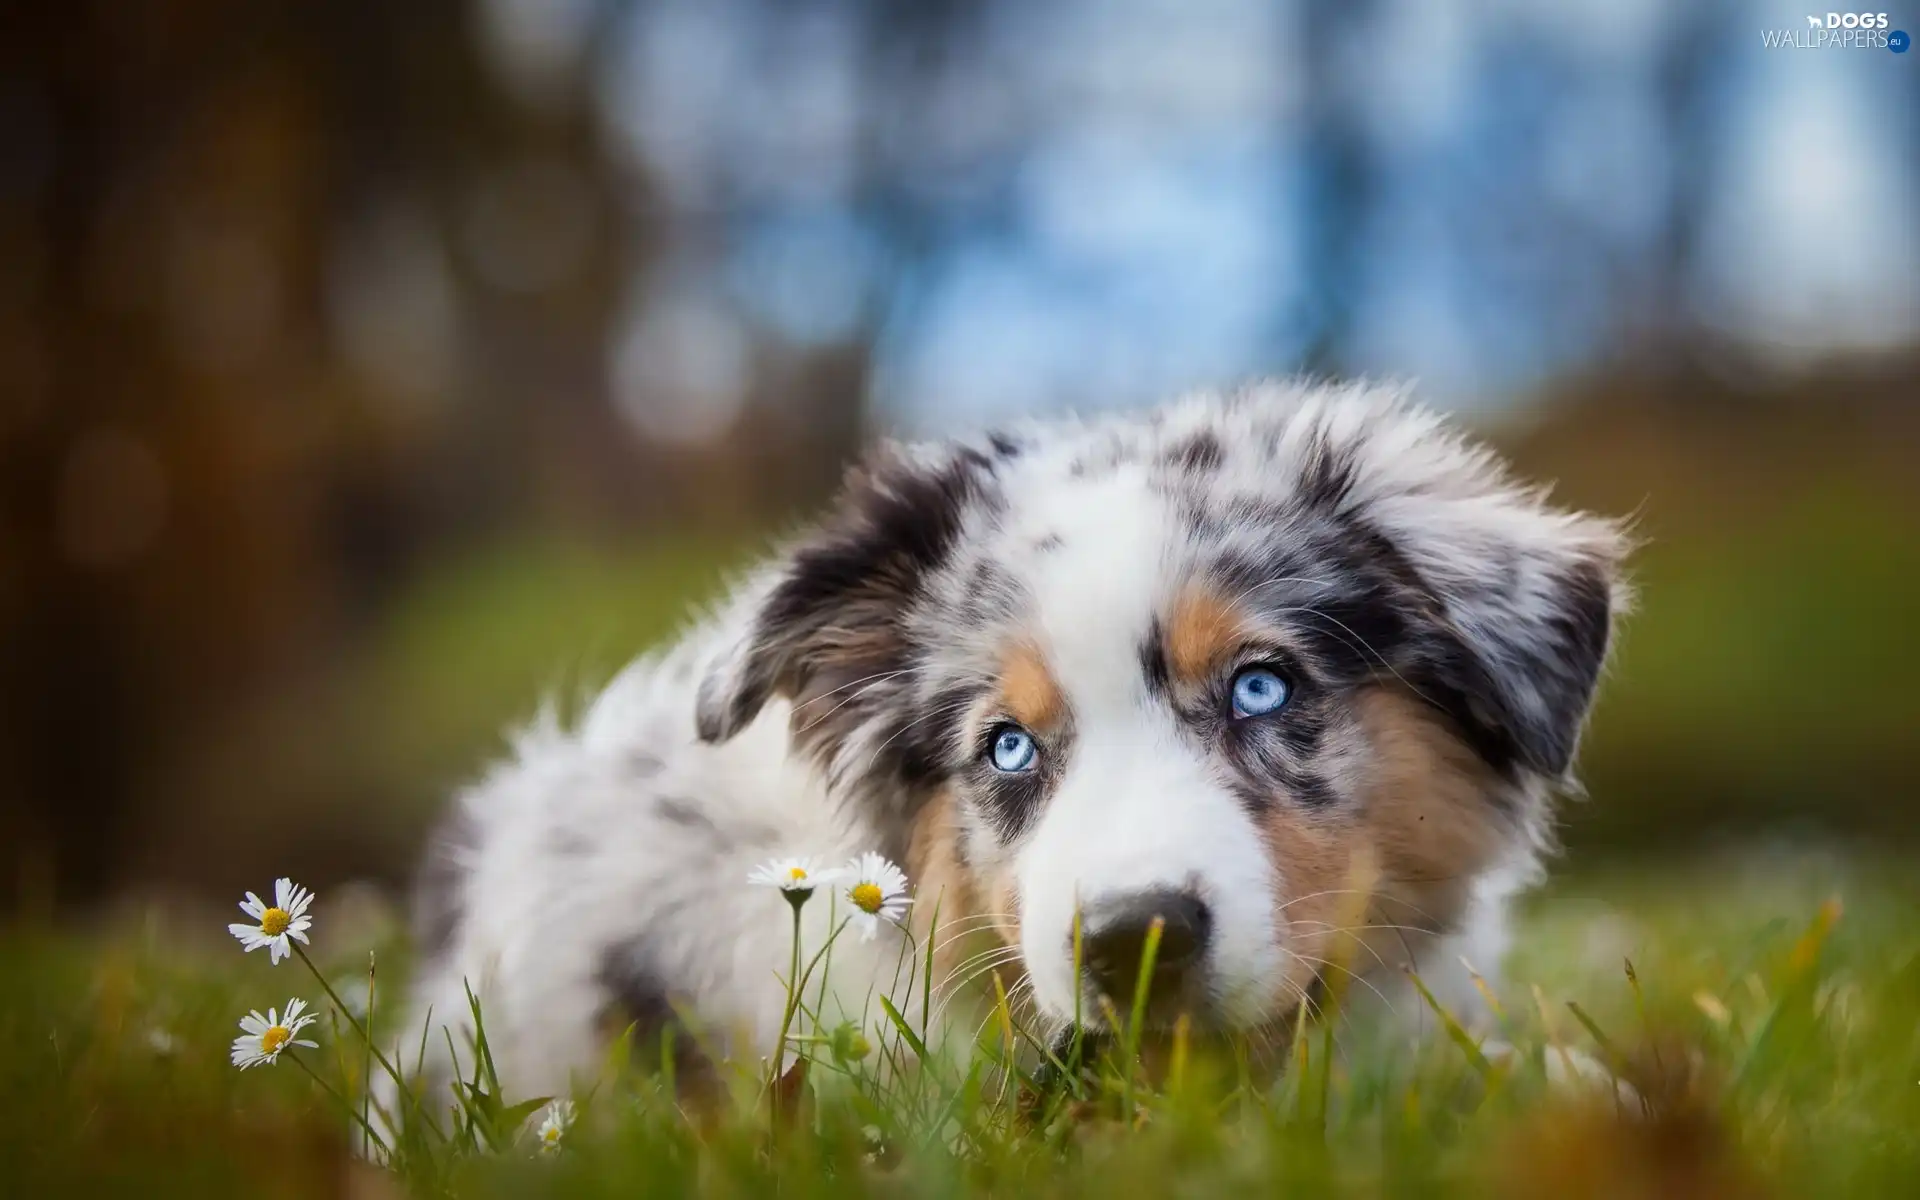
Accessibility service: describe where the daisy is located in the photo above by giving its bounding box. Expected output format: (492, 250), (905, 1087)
(534, 1099), (575, 1154)
(230, 997), (320, 1069)
(841, 852), (911, 941)
(228, 877), (315, 964)
(747, 857), (844, 907)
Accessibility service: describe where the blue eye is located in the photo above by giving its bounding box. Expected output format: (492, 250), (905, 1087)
(989, 726), (1038, 772)
(1230, 667), (1291, 718)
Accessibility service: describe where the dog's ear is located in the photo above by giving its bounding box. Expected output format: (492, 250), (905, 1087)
(1380, 489), (1629, 780)
(694, 443), (995, 746)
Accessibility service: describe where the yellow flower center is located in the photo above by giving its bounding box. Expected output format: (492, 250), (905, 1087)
(260, 1025), (291, 1055)
(259, 907), (291, 936)
(850, 882), (884, 915)
(787, 867), (809, 882)
(543, 1126), (561, 1144)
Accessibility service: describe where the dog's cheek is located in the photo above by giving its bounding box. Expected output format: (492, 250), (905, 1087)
(1257, 798), (1359, 1003)
(908, 787), (1032, 994)
(985, 869), (1022, 950)
(1353, 688), (1514, 910)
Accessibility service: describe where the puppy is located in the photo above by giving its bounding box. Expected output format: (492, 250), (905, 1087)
(385, 381), (1626, 1111)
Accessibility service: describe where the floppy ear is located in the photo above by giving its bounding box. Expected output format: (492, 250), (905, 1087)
(1394, 504), (1628, 779)
(694, 443), (995, 747)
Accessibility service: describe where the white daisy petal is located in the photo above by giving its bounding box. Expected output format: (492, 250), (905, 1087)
(534, 1098), (575, 1154)
(229, 997), (319, 1070)
(748, 856), (845, 893)
(841, 853), (912, 940)
(228, 878), (316, 964)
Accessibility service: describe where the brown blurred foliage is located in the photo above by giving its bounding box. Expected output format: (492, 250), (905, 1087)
(1, 1), (1915, 917)
(0, 1), (866, 911)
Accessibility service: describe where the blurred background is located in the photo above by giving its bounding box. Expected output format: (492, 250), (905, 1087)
(1, 0), (1915, 918)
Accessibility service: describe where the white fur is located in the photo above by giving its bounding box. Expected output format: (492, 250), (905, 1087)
(997, 467), (1283, 1025)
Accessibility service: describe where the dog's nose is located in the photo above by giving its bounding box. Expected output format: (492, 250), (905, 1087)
(1080, 888), (1212, 1006)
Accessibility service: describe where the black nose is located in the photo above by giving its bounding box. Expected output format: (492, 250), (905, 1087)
(1080, 888), (1212, 1007)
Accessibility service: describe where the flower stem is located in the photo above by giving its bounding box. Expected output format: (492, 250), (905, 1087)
(295, 945), (403, 1079)
(362, 952), (377, 1159)
(293, 944), (420, 1133)
(771, 898), (805, 1079)
(290, 1051), (390, 1158)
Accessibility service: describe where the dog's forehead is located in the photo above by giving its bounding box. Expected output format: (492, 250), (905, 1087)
(987, 423), (1267, 582)
(921, 401), (1378, 692)
(1006, 467), (1177, 705)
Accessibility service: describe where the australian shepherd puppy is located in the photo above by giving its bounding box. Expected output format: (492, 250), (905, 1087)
(388, 381), (1626, 1108)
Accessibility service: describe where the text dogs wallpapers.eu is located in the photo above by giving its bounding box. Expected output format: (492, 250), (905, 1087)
(388, 380), (1629, 1105)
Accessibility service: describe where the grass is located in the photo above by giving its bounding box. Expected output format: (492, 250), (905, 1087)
(5, 851), (1920, 1198)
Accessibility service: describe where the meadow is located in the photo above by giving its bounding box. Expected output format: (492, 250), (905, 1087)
(5, 848), (1918, 1198)
(5, 397), (1914, 1197)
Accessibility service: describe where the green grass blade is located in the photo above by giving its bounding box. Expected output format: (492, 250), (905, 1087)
(880, 994), (930, 1065)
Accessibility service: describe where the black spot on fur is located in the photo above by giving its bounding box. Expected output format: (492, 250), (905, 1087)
(1226, 764), (1336, 816)
(1296, 428), (1359, 510)
(1219, 693), (1337, 815)
(1031, 533), (1063, 554)
(1272, 701), (1327, 761)
(1395, 559), (1614, 780)
(1559, 561), (1614, 679)
(979, 768), (1048, 842)
(1211, 531), (1418, 691)
(858, 677), (990, 859)
(1515, 558), (1614, 772)
(988, 431), (1023, 459)
(595, 945), (716, 1091)
(1138, 617), (1171, 699)
(1315, 512), (1614, 781)
(1164, 430), (1224, 474)
(761, 454), (987, 641)
(698, 449), (997, 745)
(967, 557), (1011, 601)
(655, 796), (720, 834)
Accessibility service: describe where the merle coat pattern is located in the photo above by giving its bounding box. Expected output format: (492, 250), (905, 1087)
(385, 381), (1628, 1111)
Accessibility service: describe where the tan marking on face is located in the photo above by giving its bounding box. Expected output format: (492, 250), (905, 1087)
(1166, 584), (1247, 686)
(905, 790), (1026, 1010)
(1356, 688), (1509, 890)
(904, 790), (1015, 974)
(1258, 687), (1513, 1009)
(1256, 791), (1355, 998)
(999, 640), (1067, 733)
(984, 871), (1021, 949)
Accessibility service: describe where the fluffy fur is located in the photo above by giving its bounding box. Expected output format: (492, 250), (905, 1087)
(386, 380), (1628, 1110)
